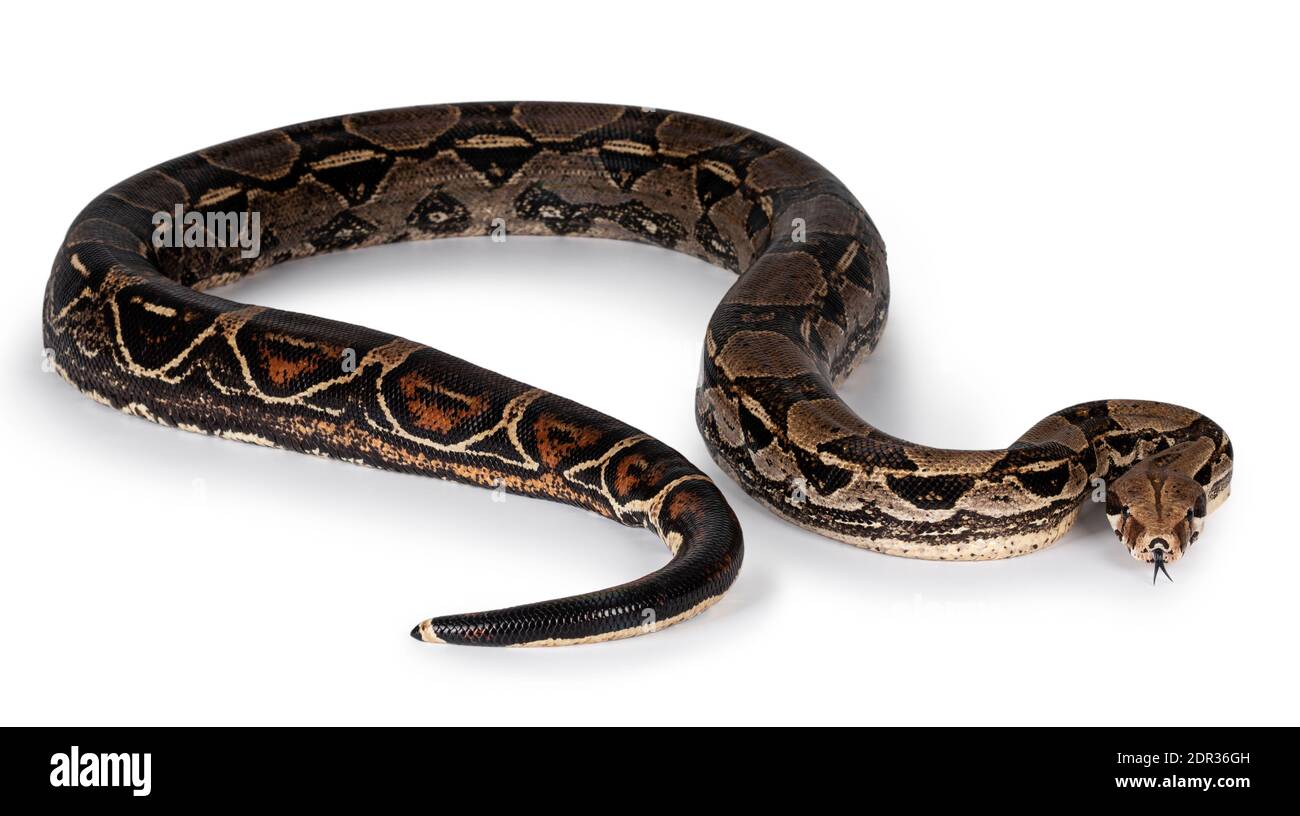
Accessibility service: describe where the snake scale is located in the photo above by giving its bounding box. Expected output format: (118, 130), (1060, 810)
(43, 102), (1234, 646)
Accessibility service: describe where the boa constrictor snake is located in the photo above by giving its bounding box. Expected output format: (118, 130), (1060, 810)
(43, 103), (1234, 646)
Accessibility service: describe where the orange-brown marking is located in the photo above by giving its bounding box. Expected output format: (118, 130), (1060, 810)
(612, 453), (670, 497)
(259, 348), (322, 387)
(534, 414), (602, 469)
(665, 486), (704, 521)
(399, 372), (485, 434)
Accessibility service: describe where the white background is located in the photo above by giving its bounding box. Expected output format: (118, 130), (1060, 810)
(2, 1), (1296, 725)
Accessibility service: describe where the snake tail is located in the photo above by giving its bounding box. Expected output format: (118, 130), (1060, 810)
(42, 103), (747, 646)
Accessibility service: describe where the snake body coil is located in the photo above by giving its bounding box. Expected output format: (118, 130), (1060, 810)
(44, 103), (1233, 645)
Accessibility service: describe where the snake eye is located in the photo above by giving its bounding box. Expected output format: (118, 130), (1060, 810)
(1186, 509), (1194, 523)
(1121, 506), (1130, 519)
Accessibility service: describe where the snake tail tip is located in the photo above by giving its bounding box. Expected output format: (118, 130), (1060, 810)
(410, 621), (448, 644)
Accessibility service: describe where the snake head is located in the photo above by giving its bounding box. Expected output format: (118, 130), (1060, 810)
(1106, 468), (1207, 571)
